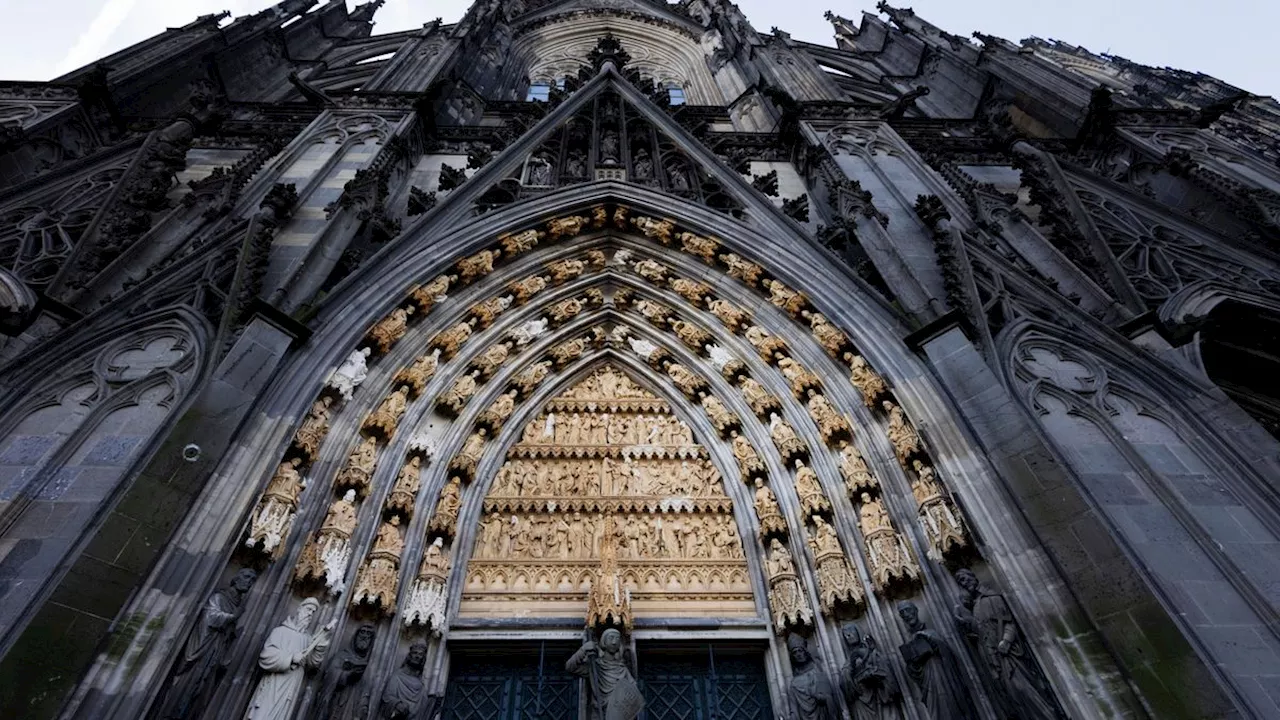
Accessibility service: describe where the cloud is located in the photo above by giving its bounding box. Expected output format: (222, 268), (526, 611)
(55, 0), (141, 76)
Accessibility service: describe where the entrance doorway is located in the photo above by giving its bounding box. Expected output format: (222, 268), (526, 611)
(441, 642), (774, 720)
(636, 643), (773, 720)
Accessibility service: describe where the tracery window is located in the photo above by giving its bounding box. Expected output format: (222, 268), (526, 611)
(667, 86), (687, 106)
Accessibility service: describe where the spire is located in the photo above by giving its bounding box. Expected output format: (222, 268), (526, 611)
(588, 33), (631, 72)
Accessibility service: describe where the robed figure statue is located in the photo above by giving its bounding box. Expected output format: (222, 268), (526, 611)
(566, 628), (644, 720)
(312, 623), (375, 720)
(786, 633), (836, 720)
(158, 569), (257, 720)
(246, 598), (334, 720)
(897, 601), (976, 720)
(839, 622), (900, 720)
(954, 569), (1065, 720)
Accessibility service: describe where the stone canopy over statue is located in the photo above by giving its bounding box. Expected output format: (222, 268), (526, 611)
(567, 628), (645, 720)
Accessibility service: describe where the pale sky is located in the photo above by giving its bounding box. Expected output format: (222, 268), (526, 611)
(0, 0), (1274, 98)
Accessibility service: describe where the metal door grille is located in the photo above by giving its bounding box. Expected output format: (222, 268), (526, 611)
(443, 643), (579, 720)
(639, 645), (772, 720)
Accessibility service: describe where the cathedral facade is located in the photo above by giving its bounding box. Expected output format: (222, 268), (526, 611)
(1, 0), (1279, 718)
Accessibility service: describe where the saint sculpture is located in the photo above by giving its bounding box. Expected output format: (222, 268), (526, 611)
(403, 537), (451, 633)
(295, 490), (359, 594)
(840, 622), (900, 720)
(313, 623), (375, 720)
(566, 628), (645, 720)
(248, 459), (304, 558)
(378, 643), (439, 720)
(786, 634), (836, 720)
(954, 569), (1065, 720)
(156, 569), (257, 720)
(292, 396), (335, 460)
(350, 517), (404, 614)
(766, 539), (813, 632)
(898, 601), (977, 720)
(245, 598), (334, 720)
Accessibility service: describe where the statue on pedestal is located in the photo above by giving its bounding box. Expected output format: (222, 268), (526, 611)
(313, 623), (375, 720)
(566, 628), (644, 720)
(786, 634), (836, 719)
(897, 601), (977, 720)
(245, 598), (334, 720)
(954, 569), (1065, 720)
(157, 569), (257, 720)
(839, 622), (900, 720)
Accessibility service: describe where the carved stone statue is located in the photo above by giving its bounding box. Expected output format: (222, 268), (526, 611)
(859, 493), (921, 592)
(806, 312), (850, 358)
(249, 459), (304, 558)
(509, 274), (549, 304)
(512, 361), (552, 396)
(512, 318), (549, 346)
(769, 414), (806, 462)
(839, 442), (878, 494)
(766, 539), (813, 631)
(367, 307), (415, 355)
(632, 299), (672, 327)
(807, 393), (851, 444)
(378, 643), (431, 720)
(386, 456), (421, 518)
(778, 356), (820, 397)
(542, 297), (581, 327)
(471, 341), (512, 379)
(326, 350), (371, 401)
(433, 318), (476, 359)
(744, 324), (786, 362)
(313, 623), (375, 720)
(678, 231), (719, 262)
(884, 401), (923, 465)
(567, 628), (645, 720)
(898, 601), (977, 720)
(408, 273), (454, 314)
(954, 569), (1064, 720)
(470, 294), (512, 328)
(701, 395), (739, 436)
(351, 517), (404, 614)
(840, 622), (900, 720)
(404, 537), (451, 633)
(633, 258), (670, 284)
(245, 598), (333, 720)
(393, 349), (441, 397)
(786, 634), (836, 720)
(671, 278), (712, 305)
(706, 344), (746, 380)
(739, 377), (781, 418)
(671, 319), (712, 352)
(292, 396), (335, 460)
(753, 479), (787, 539)
(726, 433), (764, 481)
(808, 516), (864, 611)
(846, 353), (888, 407)
(550, 337), (588, 367)
(335, 436), (379, 498)
(764, 278), (807, 316)
(707, 298), (748, 332)
(631, 215), (675, 244)
(547, 257), (587, 284)
(547, 215), (590, 239)
(913, 460), (968, 561)
(719, 252), (763, 286)
(479, 391), (517, 432)
(428, 476), (463, 537)
(457, 248), (500, 284)
(795, 460), (831, 517)
(363, 386), (409, 440)
(295, 490), (360, 593)
(157, 569), (257, 720)
(500, 228), (544, 255)
(666, 362), (706, 397)
(438, 371), (479, 416)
